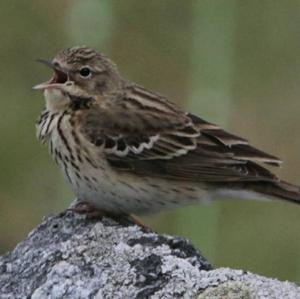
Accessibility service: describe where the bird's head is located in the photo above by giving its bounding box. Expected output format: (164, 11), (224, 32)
(34, 46), (123, 110)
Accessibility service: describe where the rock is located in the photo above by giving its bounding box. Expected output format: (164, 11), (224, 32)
(0, 211), (299, 299)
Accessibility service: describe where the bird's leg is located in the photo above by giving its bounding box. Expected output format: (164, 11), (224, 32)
(69, 200), (151, 231)
(127, 214), (151, 232)
(69, 200), (109, 219)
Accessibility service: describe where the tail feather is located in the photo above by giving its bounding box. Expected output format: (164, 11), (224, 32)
(250, 180), (300, 204)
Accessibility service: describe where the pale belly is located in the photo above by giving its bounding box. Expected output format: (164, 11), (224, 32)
(57, 152), (208, 214)
(68, 165), (208, 215)
(49, 116), (209, 215)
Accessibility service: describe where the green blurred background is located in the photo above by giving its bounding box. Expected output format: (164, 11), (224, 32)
(1, 0), (300, 283)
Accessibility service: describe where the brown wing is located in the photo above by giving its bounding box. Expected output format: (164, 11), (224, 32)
(80, 84), (281, 183)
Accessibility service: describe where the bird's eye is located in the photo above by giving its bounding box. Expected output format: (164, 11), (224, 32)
(79, 67), (91, 78)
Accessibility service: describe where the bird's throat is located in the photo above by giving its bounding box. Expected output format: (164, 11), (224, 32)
(44, 88), (70, 112)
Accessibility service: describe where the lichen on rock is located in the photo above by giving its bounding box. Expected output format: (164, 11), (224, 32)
(0, 211), (299, 299)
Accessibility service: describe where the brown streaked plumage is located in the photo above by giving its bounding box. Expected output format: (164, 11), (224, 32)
(34, 46), (300, 217)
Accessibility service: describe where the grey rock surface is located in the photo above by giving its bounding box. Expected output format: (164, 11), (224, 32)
(0, 211), (299, 299)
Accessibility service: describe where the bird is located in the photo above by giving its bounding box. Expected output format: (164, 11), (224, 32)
(33, 46), (300, 220)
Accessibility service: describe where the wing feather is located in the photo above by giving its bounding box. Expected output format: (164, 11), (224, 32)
(80, 84), (282, 183)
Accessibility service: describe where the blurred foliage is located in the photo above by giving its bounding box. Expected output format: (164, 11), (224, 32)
(0, 0), (300, 283)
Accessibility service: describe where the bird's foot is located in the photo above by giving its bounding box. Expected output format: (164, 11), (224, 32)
(69, 201), (151, 231)
(69, 201), (107, 219)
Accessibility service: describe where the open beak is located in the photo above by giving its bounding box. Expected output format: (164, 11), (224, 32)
(33, 59), (68, 90)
